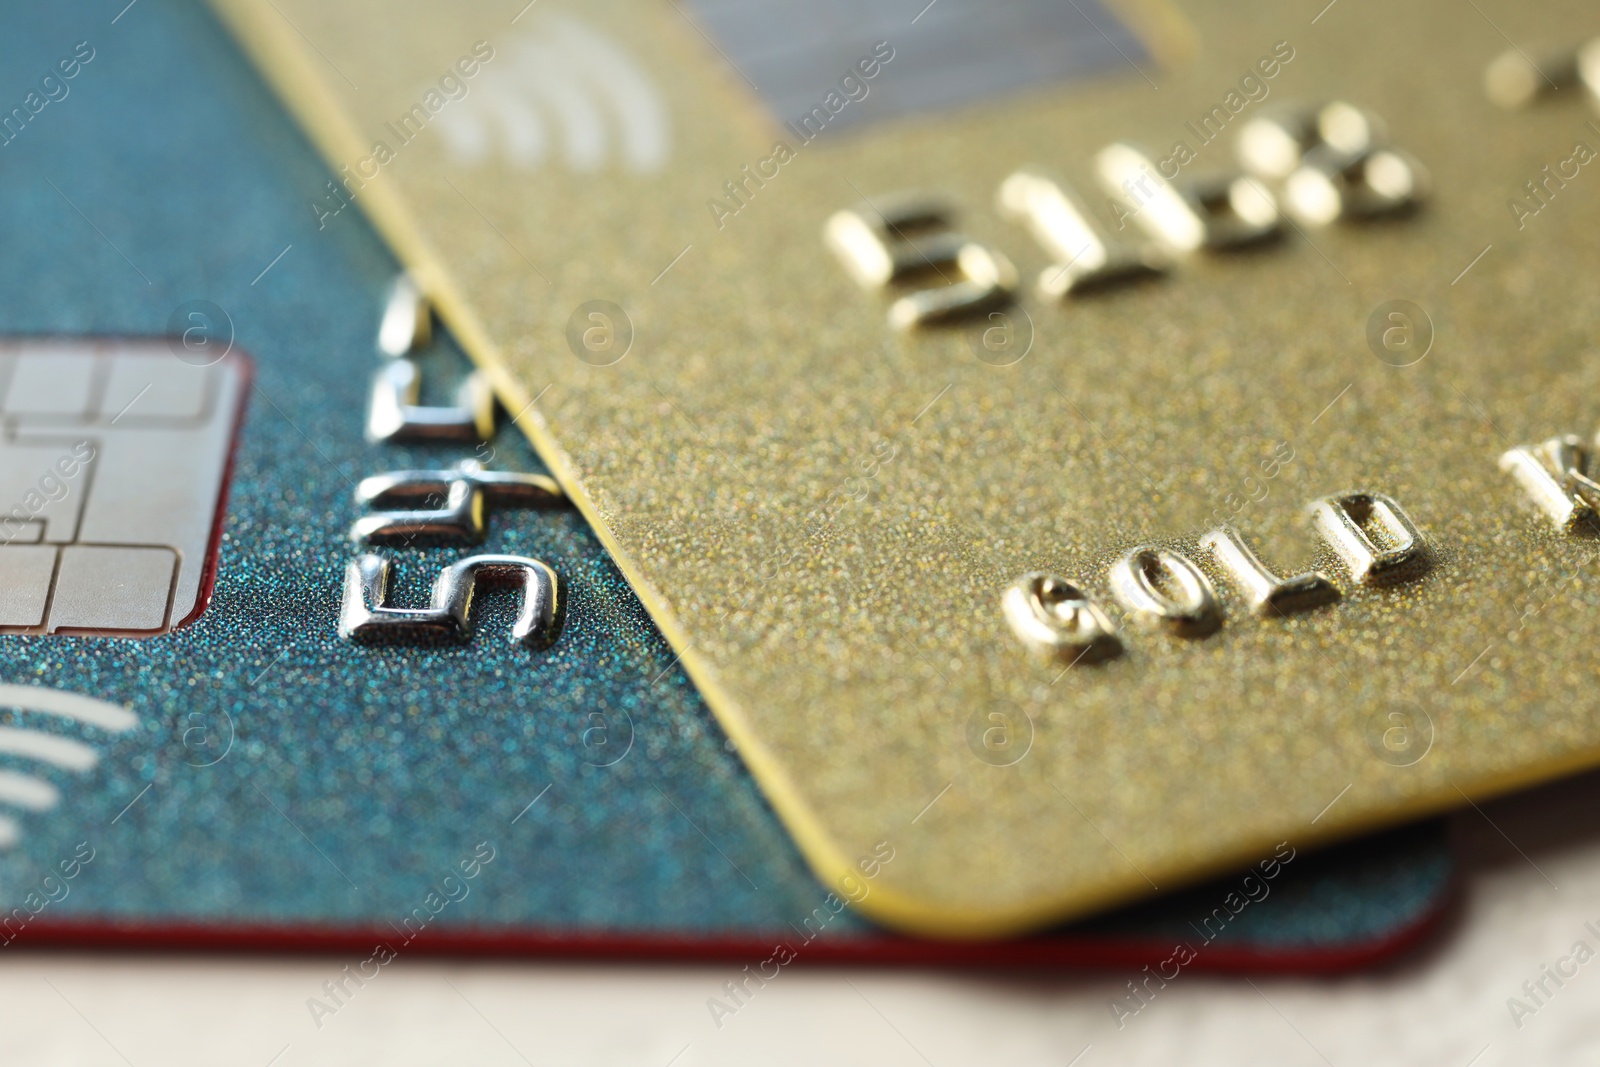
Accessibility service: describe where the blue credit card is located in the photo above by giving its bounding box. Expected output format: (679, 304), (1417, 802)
(0, 0), (1451, 966)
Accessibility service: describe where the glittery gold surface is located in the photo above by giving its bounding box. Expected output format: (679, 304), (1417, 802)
(214, 0), (1600, 936)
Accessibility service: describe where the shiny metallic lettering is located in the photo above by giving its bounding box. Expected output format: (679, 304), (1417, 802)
(1584, 39), (1600, 101)
(1308, 491), (1426, 585)
(376, 272), (432, 357)
(338, 553), (562, 648)
(1483, 42), (1596, 109)
(1002, 572), (1120, 663)
(1109, 546), (1220, 636)
(366, 358), (496, 444)
(1499, 435), (1600, 533)
(1282, 146), (1429, 224)
(1096, 142), (1280, 252)
(824, 195), (1017, 328)
(1237, 101), (1381, 179)
(1199, 525), (1337, 616)
(996, 170), (1163, 298)
(1238, 102), (1428, 225)
(351, 459), (565, 544)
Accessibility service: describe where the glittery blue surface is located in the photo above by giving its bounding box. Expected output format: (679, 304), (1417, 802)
(0, 0), (1451, 954)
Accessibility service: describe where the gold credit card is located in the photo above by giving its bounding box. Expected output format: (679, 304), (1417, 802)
(214, 0), (1600, 936)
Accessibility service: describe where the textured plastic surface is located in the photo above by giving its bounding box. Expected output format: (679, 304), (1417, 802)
(211, 0), (1600, 935)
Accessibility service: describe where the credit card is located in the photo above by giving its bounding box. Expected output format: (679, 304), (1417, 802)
(216, 0), (1600, 934)
(212, 0), (1600, 936)
(0, 0), (1454, 967)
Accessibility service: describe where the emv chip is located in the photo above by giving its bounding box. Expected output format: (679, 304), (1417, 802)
(0, 341), (245, 635)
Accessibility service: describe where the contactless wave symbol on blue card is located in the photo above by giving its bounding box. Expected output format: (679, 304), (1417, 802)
(0, 685), (136, 850)
(435, 15), (670, 173)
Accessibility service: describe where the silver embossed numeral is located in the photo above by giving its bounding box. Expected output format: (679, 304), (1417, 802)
(366, 273), (495, 443)
(366, 359), (496, 444)
(1097, 142), (1281, 252)
(825, 195), (1017, 329)
(351, 460), (564, 545)
(1237, 102), (1429, 225)
(377, 273), (432, 357)
(997, 170), (1164, 299)
(338, 553), (562, 649)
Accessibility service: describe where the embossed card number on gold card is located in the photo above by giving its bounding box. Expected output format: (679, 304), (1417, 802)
(214, 0), (1600, 936)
